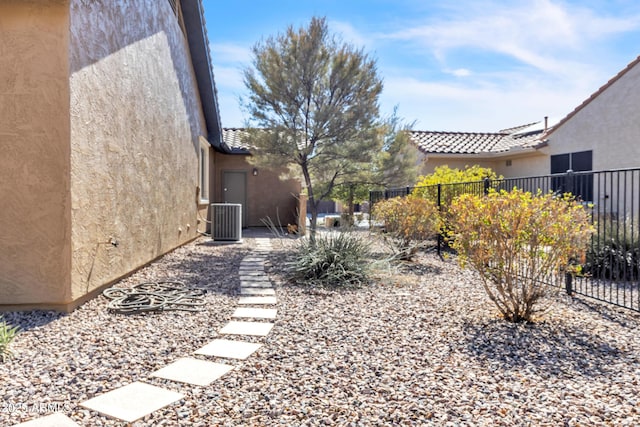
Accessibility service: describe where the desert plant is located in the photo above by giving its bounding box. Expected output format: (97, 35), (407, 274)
(448, 189), (593, 322)
(0, 317), (19, 362)
(583, 219), (640, 281)
(372, 196), (442, 260)
(288, 232), (371, 287)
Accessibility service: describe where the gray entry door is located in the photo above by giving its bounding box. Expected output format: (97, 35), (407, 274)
(223, 171), (247, 227)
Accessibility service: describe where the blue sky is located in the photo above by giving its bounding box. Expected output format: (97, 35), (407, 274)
(205, 0), (640, 132)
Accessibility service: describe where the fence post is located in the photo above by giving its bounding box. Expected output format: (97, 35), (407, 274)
(564, 169), (574, 195)
(565, 271), (573, 296)
(437, 183), (442, 256)
(484, 177), (491, 195)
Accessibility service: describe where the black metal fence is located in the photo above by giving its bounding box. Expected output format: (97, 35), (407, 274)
(370, 168), (640, 312)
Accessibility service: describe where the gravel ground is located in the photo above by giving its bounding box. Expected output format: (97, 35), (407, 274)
(2, 232), (640, 426)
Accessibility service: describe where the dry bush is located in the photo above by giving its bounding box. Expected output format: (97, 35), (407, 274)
(448, 189), (593, 322)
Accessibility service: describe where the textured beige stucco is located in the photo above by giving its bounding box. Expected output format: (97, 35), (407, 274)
(0, 1), (72, 305)
(68, 0), (207, 302)
(214, 153), (302, 228)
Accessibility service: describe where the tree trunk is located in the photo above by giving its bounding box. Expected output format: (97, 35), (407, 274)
(346, 184), (355, 226)
(301, 163), (318, 242)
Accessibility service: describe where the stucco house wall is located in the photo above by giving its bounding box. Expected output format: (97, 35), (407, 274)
(68, 0), (206, 303)
(0, 1), (72, 306)
(418, 152), (548, 179)
(214, 153), (302, 228)
(418, 156), (499, 177)
(1, 0), (216, 310)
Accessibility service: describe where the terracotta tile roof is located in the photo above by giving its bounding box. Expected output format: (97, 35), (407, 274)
(410, 121), (545, 155)
(222, 128), (251, 152)
(223, 127), (311, 152)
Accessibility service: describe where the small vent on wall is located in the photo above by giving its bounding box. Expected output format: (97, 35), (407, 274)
(506, 160), (512, 167)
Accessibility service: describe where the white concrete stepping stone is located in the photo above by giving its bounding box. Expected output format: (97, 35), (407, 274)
(240, 275), (270, 281)
(80, 382), (183, 423)
(13, 413), (79, 427)
(238, 296), (277, 305)
(151, 357), (233, 386)
(240, 287), (276, 296)
(240, 280), (272, 288)
(243, 258), (265, 263)
(195, 339), (262, 360)
(232, 307), (277, 319)
(238, 270), (264, 276)
(220, 321), (274, 336)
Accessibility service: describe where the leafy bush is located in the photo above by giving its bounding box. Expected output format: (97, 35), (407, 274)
(583, 220), (640, 280)
(0, 317), (19, 362)
(585, 242), (640, 280)
(372, 196), (441, 260)
(448, 189), (593, 322)
(288, 232), (371, 287)
(411, 166), (502, 249)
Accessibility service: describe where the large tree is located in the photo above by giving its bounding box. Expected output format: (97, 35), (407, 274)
(242, 16), (383, 238)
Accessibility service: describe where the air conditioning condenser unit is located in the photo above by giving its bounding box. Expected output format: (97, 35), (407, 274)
(211, 203), (242, 241)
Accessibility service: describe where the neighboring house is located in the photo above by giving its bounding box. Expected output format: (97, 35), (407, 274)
(410, 122), (550, 178)
(219, 128), (303, 229)
(0, 0), (226, 310)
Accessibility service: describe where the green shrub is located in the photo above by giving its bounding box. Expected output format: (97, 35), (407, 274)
(583, 220), (640, 280)
(0, 317), (19, 362)
(448, 189), (593, 322)
(372, 196), (441, 260)
(289, 232), (371, 287)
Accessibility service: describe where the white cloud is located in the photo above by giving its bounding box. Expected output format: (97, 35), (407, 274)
(210, 42), (252, 64)
(213, 65), (245, 90)
(328, 20), (370, 48)
(449, 68), (471, 77)
(380, 73), (598, 132)
(387, 0), (640, 74)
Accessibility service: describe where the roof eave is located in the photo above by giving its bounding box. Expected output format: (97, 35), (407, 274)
(424, 146), (541, 159)
(181, 0), (230, 153)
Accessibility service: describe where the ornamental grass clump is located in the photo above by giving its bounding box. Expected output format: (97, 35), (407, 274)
(372, 196), (442, 260)
(0, 317), (19, 362)
(289, 232), (371, 287)
(448, 189), (593, 322)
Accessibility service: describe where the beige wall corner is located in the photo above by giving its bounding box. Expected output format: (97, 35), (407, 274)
(0, 1), (72, 306)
